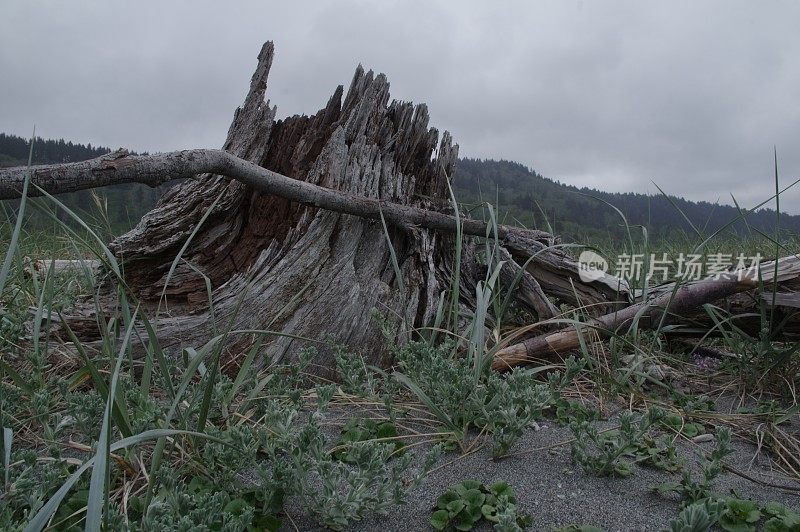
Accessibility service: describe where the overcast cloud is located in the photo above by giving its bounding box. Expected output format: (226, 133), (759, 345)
(1, 1), (799, 212)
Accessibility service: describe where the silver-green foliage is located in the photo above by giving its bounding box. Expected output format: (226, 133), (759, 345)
(430, 480), (532, 532)
(655, 426), (733, 505)
(133, 390), (439, 531)
(333, 342), (378, 397)
(394, 339), (583, 457)
(252, 399), (441, 530)
(570, 407), (665, 477)
(666, 499), (724, 532)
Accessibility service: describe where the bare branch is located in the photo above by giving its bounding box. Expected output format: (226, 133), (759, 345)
(0, 148), (537, 240)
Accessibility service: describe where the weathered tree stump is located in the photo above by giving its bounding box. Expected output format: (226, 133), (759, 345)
(103, 42), (472, 371)
(5, 42), (629, 374)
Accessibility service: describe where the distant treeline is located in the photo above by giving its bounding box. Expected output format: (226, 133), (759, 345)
(0, 133), (114, 165)
(2, 132), (797, 244)
(453, 158), (800, 243)
(0, 133), (164, 233)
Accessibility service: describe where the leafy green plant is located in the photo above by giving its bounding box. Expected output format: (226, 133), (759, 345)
(632, 434), (683, 472)
(0, 449), (73, 529)
(139, 474), (281, 532)
(294, 432), (440, 530)
(570, 407), (664, 477)
(332, 417), (404, 463)
(718, 498), (761, 532)
(333, 342), (379, 397)
(141, 388), (439, 532)
(665, 497), (798, 532)
(479, 369), (555, 458)
(553, 398), (601, 427)
(655, 426), (733, 506)
(249, 399), (441, 531)
(665, 499), (724, 532)
(670, 392), (715, 414)
(394, 339), (582, 457)
(63, 388), (106, 442)
(430, 480), (532, 531)
(762, 502), (800, 532)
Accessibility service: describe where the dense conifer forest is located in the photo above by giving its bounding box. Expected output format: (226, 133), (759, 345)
(455, 158), (800, 243)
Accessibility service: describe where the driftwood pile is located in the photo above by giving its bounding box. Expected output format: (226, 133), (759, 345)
(2, 42), (799, 375)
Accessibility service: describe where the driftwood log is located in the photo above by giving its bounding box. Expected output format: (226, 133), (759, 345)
(493, 256), (800, 371)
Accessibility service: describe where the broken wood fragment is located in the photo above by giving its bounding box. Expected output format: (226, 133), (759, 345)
(492, 256), (800, 371)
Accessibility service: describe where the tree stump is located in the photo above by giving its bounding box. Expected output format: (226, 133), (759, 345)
(22, 42), (627, 374)
(103, 42), (469, 372)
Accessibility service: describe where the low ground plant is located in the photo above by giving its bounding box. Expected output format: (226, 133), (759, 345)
(569, 407), (665, 477)
(430, 479), (532, 531)
(666, 499), (725, 532)
(394, 339), (583, 457)
(332, 417), (404, 463)
(631, 433), (683, 473)
(655, 426), (733, 506)
(664, 497), (800, 532)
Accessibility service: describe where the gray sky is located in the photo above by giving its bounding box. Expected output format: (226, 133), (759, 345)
(2, 1), (799, 212)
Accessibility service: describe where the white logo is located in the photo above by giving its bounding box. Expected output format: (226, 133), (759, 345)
(578, 250), (608, 282)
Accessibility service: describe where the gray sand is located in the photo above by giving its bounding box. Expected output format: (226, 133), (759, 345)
(282, 401), (800, 531)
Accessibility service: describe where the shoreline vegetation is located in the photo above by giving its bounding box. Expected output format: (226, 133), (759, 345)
(1, 125), (798, 529)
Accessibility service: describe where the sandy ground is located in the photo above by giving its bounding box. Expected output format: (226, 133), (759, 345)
(282, 400), (800, 532)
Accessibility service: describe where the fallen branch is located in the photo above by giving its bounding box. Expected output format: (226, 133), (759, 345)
(0, 149), (628, 308)
(492, 256), (800, 371)
(25, 259), (100, 279)
(0, 149), (550, 242)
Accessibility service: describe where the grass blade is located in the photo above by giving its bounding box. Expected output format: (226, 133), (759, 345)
(157, 191), (224, 316)
(3, 427), (11, 488)
(59, 315), (133, 438)
(0, 131), (34, 296)
(379, 206), (405, 294)
(85, 305), (139, 531)
(23, 429), (228, 532)
(392, 371), (454, 429)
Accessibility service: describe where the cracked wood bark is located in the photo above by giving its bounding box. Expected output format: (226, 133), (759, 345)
(492, 256), (800, 371)
(22, 43), (480, 374)
(113, 42), (467, 373)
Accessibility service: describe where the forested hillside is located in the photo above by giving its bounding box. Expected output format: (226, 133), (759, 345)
(2, 133), (797, 243)
(0, 133), (111, 165)
(454, 158), (800, 243)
